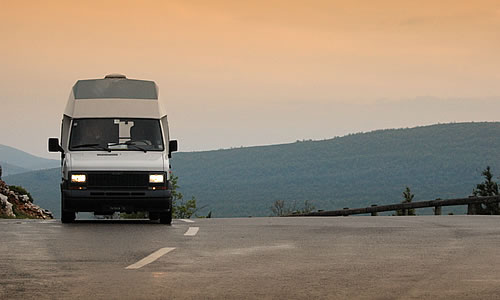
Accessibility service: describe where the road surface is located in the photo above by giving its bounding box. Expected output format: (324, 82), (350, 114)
(1, 216), (500, 299)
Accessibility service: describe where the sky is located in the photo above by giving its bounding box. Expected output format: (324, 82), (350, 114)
(1, 0), (500, 159)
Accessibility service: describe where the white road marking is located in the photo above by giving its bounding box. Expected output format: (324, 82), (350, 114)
(463, 279), (500, 282)
(125, 247), (175, 270)
(184, 227), (199, 236)
(180, 219), (195, 223)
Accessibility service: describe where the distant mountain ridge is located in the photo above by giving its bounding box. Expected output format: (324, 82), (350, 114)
(4, 122), (500, 218)
(172, 122), (500, 217)
(0, 161), (30, 177)
(0, 144), (59, 175)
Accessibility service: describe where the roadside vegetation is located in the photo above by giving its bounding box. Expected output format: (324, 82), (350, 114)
(0, 180), (53, 219)
(472, 166), (500, 214)
(395, 187), (416, 216)
(270, 200), (315, 217)
(170, 173), (199, 218)
(121, 172), (201, 220)
(271, 166), (500, 217)
(8, 185), (34, 203)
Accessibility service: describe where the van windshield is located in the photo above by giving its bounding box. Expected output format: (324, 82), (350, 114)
(69, 118), (164, 151)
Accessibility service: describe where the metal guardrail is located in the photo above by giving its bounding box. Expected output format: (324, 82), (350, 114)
(289, 195), (500, 217)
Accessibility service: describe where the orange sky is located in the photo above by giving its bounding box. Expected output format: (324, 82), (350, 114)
(1, 0), (500, 157)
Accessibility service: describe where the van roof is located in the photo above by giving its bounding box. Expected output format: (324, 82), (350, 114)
(73, 76), (157, 100)
(64, 75), (166, 119)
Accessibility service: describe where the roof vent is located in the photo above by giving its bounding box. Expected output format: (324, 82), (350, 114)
(104, 74), (127, 79)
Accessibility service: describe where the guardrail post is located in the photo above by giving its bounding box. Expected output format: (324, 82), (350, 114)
(434, 206), (442, 215)
(371, 204), (378, 216)
(343, 207), (349, 216)
(467, 203), (477, 215)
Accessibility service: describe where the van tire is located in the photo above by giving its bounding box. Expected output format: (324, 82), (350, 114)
(61, 210), (75, 223)
(159, 198), (172, 224)
(61, 192), (75, 223)
(159, 211), (172, 225)
(149, 212), (159, 221)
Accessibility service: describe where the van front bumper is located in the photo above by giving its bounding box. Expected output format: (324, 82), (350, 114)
(62, 189), (172, 213)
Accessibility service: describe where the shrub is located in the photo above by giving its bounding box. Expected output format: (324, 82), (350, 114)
(8, 185), (34, 203)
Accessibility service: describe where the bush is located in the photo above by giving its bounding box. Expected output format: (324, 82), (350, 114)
(395, 186), (416, 216)
(472, 166), (500, 214)
(11, 205), (30, 219)
(120, 173), (200, 220)
(270, 199), (316, 216)
(171, 173), (199, 219)
(120, 212), (147, 219)
(8, 185), (34, 203)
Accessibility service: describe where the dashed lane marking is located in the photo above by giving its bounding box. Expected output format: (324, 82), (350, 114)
(184, 227), (199, 236)
(463, 279), (500, 282)
(180, 219), (195, 223)
(125, 247), (175, 270)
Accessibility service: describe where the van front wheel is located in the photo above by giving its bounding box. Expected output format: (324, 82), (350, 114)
(149, 212), (159, 221)
(159, 199), (172, 225)
(159, 211), (172, 225)
(61, 192), (75, 223)
(61, 210), (75, 223)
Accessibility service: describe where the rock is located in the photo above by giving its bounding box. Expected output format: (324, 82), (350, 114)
(0, 180), (53, 219)
(0, 194), (15, 217)
(20, 195), (30, 203)
(43, 209), (54, 218)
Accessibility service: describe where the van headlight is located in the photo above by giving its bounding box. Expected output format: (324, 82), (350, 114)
(149, 174), (164, 183)
(71, 174), (87, 183)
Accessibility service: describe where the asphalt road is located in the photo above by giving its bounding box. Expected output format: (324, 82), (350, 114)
(1, 216), (500, 299)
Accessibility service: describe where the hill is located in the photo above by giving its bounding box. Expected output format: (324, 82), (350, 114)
(4, 122), (500, 218)
(172, 122), (500, 217)
(0, 144), (59, 171)
(0, 161), (30, 176)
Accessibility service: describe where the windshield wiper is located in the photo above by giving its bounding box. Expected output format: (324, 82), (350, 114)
(108, 141), (147, 153)
(128, 143), (147, 153)
(72, 143), (111, 152)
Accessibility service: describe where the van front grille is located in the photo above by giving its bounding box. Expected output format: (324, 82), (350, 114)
(86, 172), (150, 189)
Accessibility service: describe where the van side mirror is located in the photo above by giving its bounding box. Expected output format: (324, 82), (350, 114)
(48, 138), (64, 153)
(168, 140), (178, 158)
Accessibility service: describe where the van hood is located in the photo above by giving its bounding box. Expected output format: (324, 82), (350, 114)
(68, 151), (165, 172)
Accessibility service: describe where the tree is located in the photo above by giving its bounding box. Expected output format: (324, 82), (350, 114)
(396, 186), (415, 216)
(120, 172), (200, 219)
(301, 200), (316, 214)
(473, 166), (499, 214)
(270, 199), (316, 216)
(271, 200), (288, 217)
(171, 173), (198, 219)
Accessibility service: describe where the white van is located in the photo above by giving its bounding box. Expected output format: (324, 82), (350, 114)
(48, 74), (178, 224)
